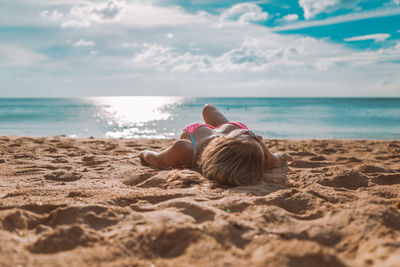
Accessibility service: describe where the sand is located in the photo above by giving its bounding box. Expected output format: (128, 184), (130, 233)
(0, 136), (399, 267)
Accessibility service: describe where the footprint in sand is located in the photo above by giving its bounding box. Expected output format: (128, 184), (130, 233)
(358, 164), (388, 174)
(67, 191), (90, 198)
(289, 151), (316, 157)
(8, 143), (21, 148)
(51, 157), (69, 163)
(46, 205), (121, 230)
(309, 155), (327, 161)
(28, 224), (99, 253)
(336, 156), (363, 163)
(318, 170), (368, 190)
(372, 174), (400, 185)
(14, 168), (45, 175)
(137, 193), (194, 205)
(44, 171), (82, 182)
(319, 148), (336, 154)
(261, 189), (322, 215)
(289, 160), (327, 168)
(81, 155), (106, 166)
(45, 147), (58, 153)
(0, 209), (42, 231)
(135, 226), (202, 258)
(161, 200), (217, 223)
(13, 154), (33, 159)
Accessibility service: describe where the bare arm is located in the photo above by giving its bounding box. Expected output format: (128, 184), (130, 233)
(202, 104), (229, 127)
(139, 139), (193, 169)
(256, 135), (287, 169)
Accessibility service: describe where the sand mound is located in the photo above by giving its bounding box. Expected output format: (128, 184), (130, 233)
(0, 137), (399, 266)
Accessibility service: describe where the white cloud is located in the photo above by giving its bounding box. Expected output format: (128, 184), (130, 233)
(131, 35), (355, 73)
(166, 33), (174, 39)
(1, 0), (400, 97)
(69, 0), (125, 22)
(283, 14), (299, 22)
(0, 43), (47, 67)
(299, 0), (360, 19)
(273, 7), (400, 31)
(132, 43), (212, 72)
(344, 33), (390, 42)
(61, 0), (125, 28)
(57, 1), (209, 28)
(220, 3), (268, 24)
(74, 39), (96, 47)
(124, 4), (210, 27)
(61, 20), (90, 28)
(314, 42), (400, 70)
(41, 9), (63, 20)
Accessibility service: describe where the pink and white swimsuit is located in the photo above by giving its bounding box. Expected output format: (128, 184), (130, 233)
(183, 121), (248, 168)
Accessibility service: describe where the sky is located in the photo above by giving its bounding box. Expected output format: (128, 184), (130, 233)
(0, 0), (400, 97)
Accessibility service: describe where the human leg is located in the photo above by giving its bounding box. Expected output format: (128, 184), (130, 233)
(202, 104), (229, 127)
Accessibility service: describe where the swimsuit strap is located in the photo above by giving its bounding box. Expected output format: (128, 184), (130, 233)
(183, 121), (247, 169)
(226, 121), (248, 130)
(189, 134), (197, 168)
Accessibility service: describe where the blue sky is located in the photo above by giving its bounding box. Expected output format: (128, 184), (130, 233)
(0, 0), (400, 97)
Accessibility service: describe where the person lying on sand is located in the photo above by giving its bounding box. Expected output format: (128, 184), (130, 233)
(139, 104), (287, 185)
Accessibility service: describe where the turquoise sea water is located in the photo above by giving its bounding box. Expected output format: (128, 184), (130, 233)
(0, 97), (399, 139)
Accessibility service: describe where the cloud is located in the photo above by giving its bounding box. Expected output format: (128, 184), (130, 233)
(283, 14), (299, 22)
(61, 0), (125, 28)
(344, 33), (390, 42)
(41, 9), (63, 20)
(61, 20), (90, 28)
(131, 35), (353, 72)
(69, 0), (125, 22)
(314, 41), (400, 70)
(0, 43), (47, 67)
(220, 3), (268, 24)
(273, 7), (400, 31)
(132, 43), (212, 72)
(92, 0), (125, 21)
(55, 1), (209, 29)
(2, 0), (400, 97)
(299, 0), (360, 19)
(74, 39), (96, 47)
(129, 27), (400, 80)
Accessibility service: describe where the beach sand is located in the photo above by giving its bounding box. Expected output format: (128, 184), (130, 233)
(0, 136), (399, 266)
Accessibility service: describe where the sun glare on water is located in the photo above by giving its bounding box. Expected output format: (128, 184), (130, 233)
(89, 96), (183, 139)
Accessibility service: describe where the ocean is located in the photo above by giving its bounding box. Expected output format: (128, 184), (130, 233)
(0, 97), (399, 140)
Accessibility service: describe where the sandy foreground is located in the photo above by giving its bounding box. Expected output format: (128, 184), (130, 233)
(0, 136), (399, 267)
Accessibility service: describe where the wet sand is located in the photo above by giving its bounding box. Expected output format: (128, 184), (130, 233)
(0, 136), (399, 266)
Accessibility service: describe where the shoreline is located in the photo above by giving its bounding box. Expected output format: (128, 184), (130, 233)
(0, 136), (399, 266)
(2, 135), (400, 141)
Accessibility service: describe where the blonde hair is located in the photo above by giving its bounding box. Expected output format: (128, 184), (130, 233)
(199, 133), (264, 186)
